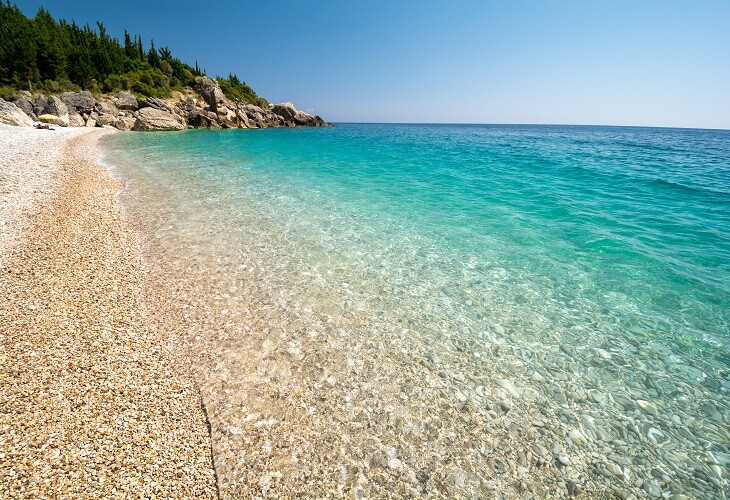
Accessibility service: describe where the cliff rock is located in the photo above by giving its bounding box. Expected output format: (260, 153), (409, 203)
(133, 107), (186, 131)
(0, 98), (34, 127)
(194, 76), (228, 113)
(115, 116), (136, 131)
(61, 91), (95, 114)
(139, 97), (174, 113)
(68, 113), (85, 127)
(10, 97), (37, 121)
(96, 114), (118, 127)
(114, 91), (138, 111)
(187, 109), (221, 129)
(94, 99), (119, 116)
(1, 85), (328, 131)
(271, 102), (323, 126)
(32, 95), (47, 117)
(43, 96), (70, 126)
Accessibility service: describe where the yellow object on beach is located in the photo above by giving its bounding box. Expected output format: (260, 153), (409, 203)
(37, 114), (59, 122)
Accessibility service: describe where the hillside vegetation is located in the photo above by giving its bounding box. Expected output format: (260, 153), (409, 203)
(0, 2), (265, 106)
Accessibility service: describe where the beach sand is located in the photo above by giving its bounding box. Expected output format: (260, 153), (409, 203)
(0, 125), (216, 497)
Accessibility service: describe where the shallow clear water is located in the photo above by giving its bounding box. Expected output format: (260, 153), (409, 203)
(103, 124), (729, 498)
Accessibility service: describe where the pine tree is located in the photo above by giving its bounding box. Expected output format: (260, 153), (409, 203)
(136, 35), (144, 61)
(123, 30), (134, 58)
(147, 39), (160, 69)
(34, 7), (65, 81)
(0, 2), (258, 100)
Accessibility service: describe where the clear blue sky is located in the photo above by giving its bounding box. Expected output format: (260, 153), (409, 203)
(14, 0), (730, 128)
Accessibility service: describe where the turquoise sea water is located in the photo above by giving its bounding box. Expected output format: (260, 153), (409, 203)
(104, 124), (729, 497)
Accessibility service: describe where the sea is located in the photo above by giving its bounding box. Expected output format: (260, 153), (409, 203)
(102, 124), (729, 498)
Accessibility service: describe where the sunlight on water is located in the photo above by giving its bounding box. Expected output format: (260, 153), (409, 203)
(103, 124), (729, 498)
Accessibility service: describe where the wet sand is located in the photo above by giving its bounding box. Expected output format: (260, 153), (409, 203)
(0, 126), (216, 497)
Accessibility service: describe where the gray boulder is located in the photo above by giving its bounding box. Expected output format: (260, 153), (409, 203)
(32, 95), (48, 117)
(0, 98), (34, 127)
(133, 107), (185, 131)
(138, 97), (174, 113)
(235, 108), (252, 128)
(194, 76), (228, 113)
(43, 96), (70, 126)
(94, 100), (119, 116)
(187, 109), (220, 129)
(271, 102), (298, 121)
(68, 113), (85, 127)
(238, 103), (266, 126)
(176, 96), (200, 115)
(115, 116), (136, 131)
(11, 97), (37, 120)
(85, 118), (96, 128)
(216, 106), (238, 128)
(114, 91), (138, 111)
(60, 91), (95, 114)
(96, 113), (117, 127)
(271, 102), (321, 126)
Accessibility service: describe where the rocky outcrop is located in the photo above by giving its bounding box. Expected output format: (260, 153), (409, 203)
(10, 97), (37, 121)
(68, 114), (85, 127)
(94, 99), (119, 116)
(115, 116), (136, 131)
(194, 76), (227, 113)
(114, 91), (138, 111)
(96, 114), (118, 127)
(187, 109), (221, 129)
(1, 77), (330, 131)
(133, 107), (186, 131)
(32, 95), (47, 117)
(43, 96), (70, 126)
(61, 91), (95, 114)
(139, 97), (175, 113)
(238, 103), (265, 125)
(271, 102), (324, 127)
(0, 98), (34, 127)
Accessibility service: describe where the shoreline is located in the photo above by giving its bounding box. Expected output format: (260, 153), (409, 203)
(0, 126), (216, 496)
(2, 123), (727, 498)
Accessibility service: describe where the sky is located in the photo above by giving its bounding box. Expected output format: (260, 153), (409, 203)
(13, 0), (730, 129)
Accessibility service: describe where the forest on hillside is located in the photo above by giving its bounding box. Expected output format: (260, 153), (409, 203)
(0, 2), (265, 105)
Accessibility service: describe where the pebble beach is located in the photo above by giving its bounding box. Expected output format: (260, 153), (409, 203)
(2, 123), (728, 499)
(0, 125), (216, 497)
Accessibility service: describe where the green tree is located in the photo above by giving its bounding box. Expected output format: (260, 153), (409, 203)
(147, 39), (160, 68)
(0, 2), (262, 99)
(123, 30), (134, 59)
(34, 7), (65, 81)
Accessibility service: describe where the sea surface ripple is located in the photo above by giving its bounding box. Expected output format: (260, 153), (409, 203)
(104, 124), (729, 498)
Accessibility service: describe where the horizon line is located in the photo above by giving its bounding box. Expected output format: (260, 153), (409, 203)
(328, 121), (730, 132)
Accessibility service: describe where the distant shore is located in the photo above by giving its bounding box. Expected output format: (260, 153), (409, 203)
(0, 125), (216, 496)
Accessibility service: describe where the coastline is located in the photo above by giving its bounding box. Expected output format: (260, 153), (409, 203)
(0, 126), (216, 496)
(2, 123), (727, 498)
